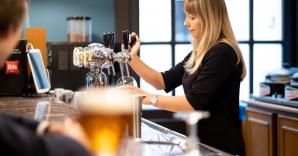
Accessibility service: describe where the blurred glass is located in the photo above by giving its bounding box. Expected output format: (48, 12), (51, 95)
(253, 0), (282, 40)
(174, 111), (210, 156)
(174, 44), (192, 95)
(140, 45), (172, 95)
(34, 101), (50, 121)
(253, 44), (282, 95)
(77, 89), (134, 156)
(175, 0), (191, 42)
(225, 0), (249, 41)
(116, 76), (137, 87)
(85, 67), (107, 88)
(139, 0), (171, 42)
(54, 88), (64, 103)
(239, 44), (250, 100)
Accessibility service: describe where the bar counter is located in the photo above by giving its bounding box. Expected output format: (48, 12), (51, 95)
(242, 97), (298, 115)
(0, 96), (231, 156)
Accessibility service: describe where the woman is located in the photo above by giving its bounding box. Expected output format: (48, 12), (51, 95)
(128, 0), (246, 155)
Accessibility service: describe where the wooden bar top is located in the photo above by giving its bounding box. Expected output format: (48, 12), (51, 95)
(0, 96), (79, 122)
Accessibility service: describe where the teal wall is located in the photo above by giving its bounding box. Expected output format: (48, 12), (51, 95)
(28, 0), (115, 42)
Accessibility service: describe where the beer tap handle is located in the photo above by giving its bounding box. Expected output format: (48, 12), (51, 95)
(129, 35), (136, 48)
(111, 64), (116, 76)
(125, 63), (130, 77)
(119, 62), (125, 78)
(103, 33), (108, 47)
(107, 32), (115, 49)
(122, 30), (130, 50)
(107, 67), (111, 75)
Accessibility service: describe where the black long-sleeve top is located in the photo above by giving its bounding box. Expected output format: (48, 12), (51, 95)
(162, 42), (246, 155)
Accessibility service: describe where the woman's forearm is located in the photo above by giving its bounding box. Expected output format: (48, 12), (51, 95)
(147, 95), (195, 112)
(129, 55), (165, 90)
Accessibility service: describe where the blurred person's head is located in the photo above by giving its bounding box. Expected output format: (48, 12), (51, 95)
(0, 0), (27, 68)
(183, 0), (246, 80)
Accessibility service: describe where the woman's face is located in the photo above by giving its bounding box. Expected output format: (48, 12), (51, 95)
(184, 13), (201, 39)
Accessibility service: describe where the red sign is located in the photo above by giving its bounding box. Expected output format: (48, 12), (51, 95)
(5, 61), (19, 74)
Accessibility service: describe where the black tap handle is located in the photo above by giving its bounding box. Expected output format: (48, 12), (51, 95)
(129, 35), (136, 48)
(107, 32), (115, 49)
(103, 33), (108, 47)
(122, 30), (130, 50)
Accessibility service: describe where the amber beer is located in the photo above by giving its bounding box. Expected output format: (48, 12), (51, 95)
(77, 88), (133, 156)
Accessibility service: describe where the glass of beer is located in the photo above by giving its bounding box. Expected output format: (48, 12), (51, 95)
(77, 88), (134, 156)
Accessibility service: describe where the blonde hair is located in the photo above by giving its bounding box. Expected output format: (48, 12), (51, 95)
(183, 0), (246, 80)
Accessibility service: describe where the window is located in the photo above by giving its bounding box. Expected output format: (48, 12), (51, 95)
(253, 0), (282, 41)
(175, 44), (192, 96)
(139, 0), (173, 97)
(139, 0), (284, 101)
(139, 0), (172, 42)
(253, 44), (282, 95)
(226, 0), (283, 98)
(175, 0), (191, 42)
(140, 45), (172, 96)
(225, 0), (251, 100)
(239, 44), (250, 100)
(225, 0), (249, 41)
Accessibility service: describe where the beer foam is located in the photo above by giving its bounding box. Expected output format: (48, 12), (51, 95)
(78, 88), (134, 114)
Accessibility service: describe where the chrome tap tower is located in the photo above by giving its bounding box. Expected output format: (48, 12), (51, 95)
(117, 30), (137, 87)
(73, 31), (137, 88)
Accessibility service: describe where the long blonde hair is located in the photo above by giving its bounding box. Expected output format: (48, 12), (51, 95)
(183, 0), (246, 80)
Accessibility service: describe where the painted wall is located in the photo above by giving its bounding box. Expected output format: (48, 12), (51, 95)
(28, 0), (115, 41)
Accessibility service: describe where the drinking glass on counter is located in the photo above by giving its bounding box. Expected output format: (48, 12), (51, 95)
(174, 111), (210, 156)
(116, 76), (137, 87)
(77, 88), (134, 156)
(34, 101), (51, 121)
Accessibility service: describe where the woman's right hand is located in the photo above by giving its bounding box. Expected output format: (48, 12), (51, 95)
(129, 32), (141, 58)
(121, 85), (153, 105)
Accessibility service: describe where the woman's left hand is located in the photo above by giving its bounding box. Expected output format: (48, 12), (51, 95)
(122, 85), (152, 105)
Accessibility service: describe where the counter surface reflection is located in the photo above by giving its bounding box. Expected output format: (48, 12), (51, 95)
(0, 96), (231, 156)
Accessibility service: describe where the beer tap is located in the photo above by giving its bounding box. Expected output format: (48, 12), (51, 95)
(103, 32), (117, 85)
(85, 43), (109, 88)
(73, 30), (137, 88)
(115, 30), (137, 86)
(121, 30), (131, 77)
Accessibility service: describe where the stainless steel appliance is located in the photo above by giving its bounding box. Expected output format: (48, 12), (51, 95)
(47, 42), (90, 91)
(259, 68), (293, 98)
(285, 73), (298, 100)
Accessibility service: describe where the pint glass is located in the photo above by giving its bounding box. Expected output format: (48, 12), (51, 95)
(77, 88), (133, 156)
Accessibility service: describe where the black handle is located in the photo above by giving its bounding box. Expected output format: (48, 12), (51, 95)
(103, 33), (108, 47)
(107, 32), (115, 49)
(122, 30), (130, 49)
(129, 35), (136, 48)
